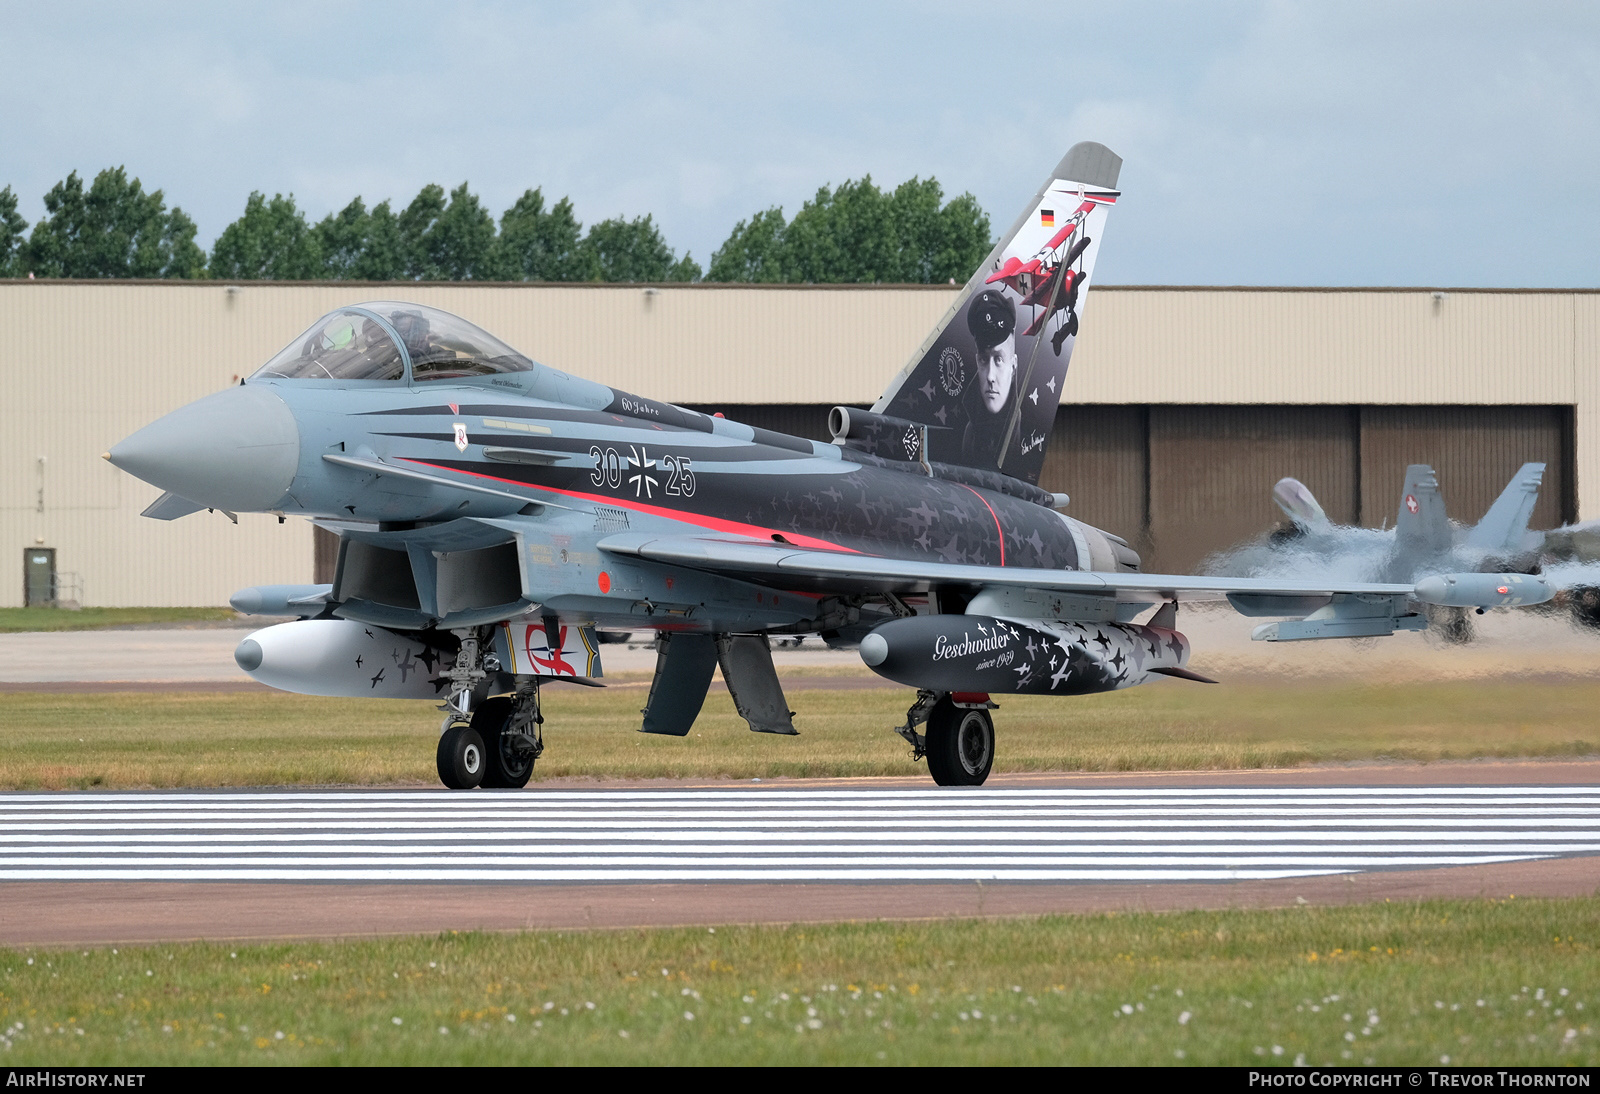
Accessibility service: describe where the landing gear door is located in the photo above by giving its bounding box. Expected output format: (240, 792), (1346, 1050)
(496, 619), (604, 679)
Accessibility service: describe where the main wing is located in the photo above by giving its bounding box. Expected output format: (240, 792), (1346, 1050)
(598, 532), (1550, 642)
(599, 531), (1404, 600)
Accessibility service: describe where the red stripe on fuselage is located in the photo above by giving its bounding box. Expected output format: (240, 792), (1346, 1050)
(959, 484), (1006, 566)
(397, 458), (862, 554)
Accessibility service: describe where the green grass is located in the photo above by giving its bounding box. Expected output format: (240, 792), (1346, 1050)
(0, 607), (237, 632)
(0, 678), (1596, 789)
(0, 899), (1595, 1065)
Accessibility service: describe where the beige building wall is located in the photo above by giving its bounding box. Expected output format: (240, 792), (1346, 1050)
(0, 281), (1594, 606)
(1576, 293), (1600, 522)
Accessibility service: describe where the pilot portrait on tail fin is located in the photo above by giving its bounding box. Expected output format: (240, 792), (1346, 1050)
(871, 145), (1121, 487)
(961, 289), (1019, 464)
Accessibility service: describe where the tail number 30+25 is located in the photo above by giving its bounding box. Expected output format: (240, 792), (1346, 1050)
(589, 446), (695, 498)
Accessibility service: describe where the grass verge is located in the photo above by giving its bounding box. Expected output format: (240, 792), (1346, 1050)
(0, 679), (1597, 788)
(0, 608), (237, 633)
(0, 898), (1594, 1065)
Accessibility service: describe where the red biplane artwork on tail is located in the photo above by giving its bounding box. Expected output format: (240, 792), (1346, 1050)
(985, 191), (1118, 355)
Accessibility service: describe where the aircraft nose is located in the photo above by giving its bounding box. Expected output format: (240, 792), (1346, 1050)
(107, 385), (300, 512)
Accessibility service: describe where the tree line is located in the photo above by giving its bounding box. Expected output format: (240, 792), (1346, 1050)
(0, 168), (992, 285)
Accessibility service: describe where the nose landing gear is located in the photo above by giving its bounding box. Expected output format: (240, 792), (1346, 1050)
(434, 628), (543, 790)
(473, 685), (542, 789)
(436, 721), (486, 789)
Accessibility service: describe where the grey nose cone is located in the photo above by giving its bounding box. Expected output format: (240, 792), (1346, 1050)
(108, 385), (299, 512)
(859, 631), (888, 667)
(234, 638), (264, 672)
(230, 588), (266, 615)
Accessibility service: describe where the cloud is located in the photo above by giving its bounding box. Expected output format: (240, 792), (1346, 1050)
(1, 0), (1596, 284)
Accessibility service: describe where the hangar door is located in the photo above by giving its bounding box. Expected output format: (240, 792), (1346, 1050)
(1041, 405), (1574, 575)
(1358, 407), (1573, 541)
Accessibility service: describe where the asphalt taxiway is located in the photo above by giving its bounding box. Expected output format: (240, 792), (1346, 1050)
(0, 617), (1596, 945)
(1, 769), (1596, 946)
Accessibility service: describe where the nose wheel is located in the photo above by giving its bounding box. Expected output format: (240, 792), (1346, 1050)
(924, 697), (994, 786)
(436, 722), (486, 789)
(433, 630), (543, 790)
(435, 684), (543, 790)
(472, 696), (538, 789)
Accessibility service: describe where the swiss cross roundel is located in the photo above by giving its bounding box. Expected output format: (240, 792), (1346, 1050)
(1404, 494), (1419, 514)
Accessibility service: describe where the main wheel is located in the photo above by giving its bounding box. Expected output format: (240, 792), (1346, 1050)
(924, 698), (994, 786)
(436, 723), (486, 789)
(473, 697), (535, 790)
(1424, 603), (1474, 645)
(1570, 586), (1600, 631)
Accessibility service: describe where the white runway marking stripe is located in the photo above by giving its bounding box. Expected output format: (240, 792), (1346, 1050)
(4, 839), (1596, 853)
(0, 786), (1594, 883)
(10, 803), (1593, 815)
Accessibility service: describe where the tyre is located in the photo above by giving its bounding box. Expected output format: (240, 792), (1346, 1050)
(474, 697), (535, 790)
(1424, 603), (1474, 645)
(924, 698), (994, 786)
(436, 723), (486, 790)
(1570, 586), (1600, 631)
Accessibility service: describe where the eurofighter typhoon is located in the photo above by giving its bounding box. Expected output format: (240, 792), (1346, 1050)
(104, 144), (1553, 788)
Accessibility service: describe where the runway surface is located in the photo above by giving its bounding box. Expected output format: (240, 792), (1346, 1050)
(6, 607), (1599, 690)
(0, 628), (865, 689)
(3, 775), (1596, 945)
(4, 784), (1597, 884)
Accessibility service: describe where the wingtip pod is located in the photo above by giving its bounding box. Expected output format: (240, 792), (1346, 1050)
(1413, 572), (1553, 609)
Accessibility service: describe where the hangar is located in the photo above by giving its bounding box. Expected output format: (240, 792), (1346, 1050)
(1, 281), (1594, 606)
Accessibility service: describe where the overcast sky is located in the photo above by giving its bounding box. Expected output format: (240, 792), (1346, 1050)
(3, 1), (1597, 286)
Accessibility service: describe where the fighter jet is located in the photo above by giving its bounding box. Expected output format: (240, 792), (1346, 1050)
(104, 143), (1552, 790)
(1222, 463), (1545, 582)
(1208, 465), (1552, 641)
(1234, 464), (1600, 635)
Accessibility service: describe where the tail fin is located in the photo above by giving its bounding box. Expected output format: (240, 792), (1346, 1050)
(871, 142), (1121, 486)
(1463, 462), (1545, 553)
(1393, 464), (1452, 560)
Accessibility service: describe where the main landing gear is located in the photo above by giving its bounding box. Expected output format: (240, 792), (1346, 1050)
(435, 629), (543, 790)
(437, 686), (543, 790)
(894, 689), (996, 787)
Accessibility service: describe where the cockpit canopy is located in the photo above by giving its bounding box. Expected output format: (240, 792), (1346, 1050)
(252, 302), (537, 383)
